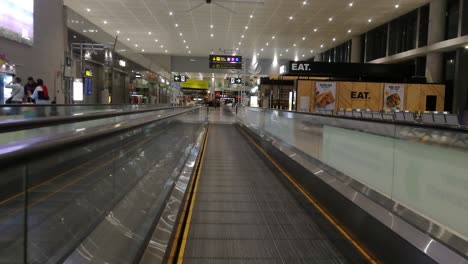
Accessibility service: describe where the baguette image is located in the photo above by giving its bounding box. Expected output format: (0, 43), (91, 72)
(316, 90), (335, 107)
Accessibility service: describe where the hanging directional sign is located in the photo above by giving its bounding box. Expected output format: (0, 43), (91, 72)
(209, 55), (243, 69)
(173, 75), (187, 82)
(229, 77), (242, 84)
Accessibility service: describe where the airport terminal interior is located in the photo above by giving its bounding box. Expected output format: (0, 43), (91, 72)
(1, 0), (468, 263)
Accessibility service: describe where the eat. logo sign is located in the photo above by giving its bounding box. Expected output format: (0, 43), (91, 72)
(351, 91), (371, 100)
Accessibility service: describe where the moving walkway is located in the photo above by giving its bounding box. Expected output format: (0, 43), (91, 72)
(0, 106), (466, 263)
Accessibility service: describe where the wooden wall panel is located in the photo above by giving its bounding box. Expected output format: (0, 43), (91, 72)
(297, 80), (314, 112)
(405, 84), (421, 111)
(351, 82), (367, 109)
(336, 82), (353, 110)
(366, 83), (384, 110)
(420, 84), (446, 112)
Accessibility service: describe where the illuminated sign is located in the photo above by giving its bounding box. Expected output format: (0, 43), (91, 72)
(135, 73), (142, 78)
(85, 69), (93, 77)
(119, 60), (126, 67)
(229, 77), (242, 84)
(209, 55), (243, 69)
(280, 65), (286, 74)
(174, 75), (186, 82)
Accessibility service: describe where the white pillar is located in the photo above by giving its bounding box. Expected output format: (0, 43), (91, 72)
(425, 0), (447, 83)
(314, 54), (322, 62)
(351, 36), (362, 63)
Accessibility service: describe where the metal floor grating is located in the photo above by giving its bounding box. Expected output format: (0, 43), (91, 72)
(182, 124), (348, 264)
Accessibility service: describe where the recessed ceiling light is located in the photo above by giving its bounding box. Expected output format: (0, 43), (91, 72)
(165, 50), (168, 53)
(272, 36), (275, 39)
(302, 1), (307, 5)
(103, 20), (108, 24)
(179, 33), (183, 36)
(310, 50), (314, 53)
(210, 33), (214, 37)
(245, 26), (249, 29)
(280, 54), (282, 56)
(211, 51), (214, 54)
(86, 8), (91, 12)
(349, 2), (353, 7)
(148, 32), (152, 35)
(210, 24), (213, 28)
(236, 47), (239, 50)
(328, 17), (333, 22)
(250, 15), (253, 18)
(189, 51), (191, 53)
(116, 30), (120, 34)
(161, 45), (164, 48)
(314, 28), (318, 32)
(141, 49), (145, 52)
(183, 40), (186, 43)
(155, 39), (159, 42)
(332, 38), (336, 41)
(293, 43), (297, 47)
(175, 24), (179, 27)
(169, 11), (173, 15)
(266, 42), (269, 46)
(348, 29), (352, 33)
(302, 37), (306, 40)
(395, 4), (399, 8)
(127, 38), (130, 41)
(368, 18), (372, 23)
(186, 46), (189, 49)
(286, 49), (289, 52)
(135, 44), (138, 47)
(257, 53), (259, 56)
(320, 44), (324, 48)
(302, 54), (305, 57)
(241, 35), (245, 38)
(289, 16), (293, 20)
(238, 42), (242, 45)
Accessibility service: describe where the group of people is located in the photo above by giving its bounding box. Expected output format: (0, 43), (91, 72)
(5, 76), (50, 104)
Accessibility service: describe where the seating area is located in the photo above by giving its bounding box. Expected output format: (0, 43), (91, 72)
(318, 109), (462, 126)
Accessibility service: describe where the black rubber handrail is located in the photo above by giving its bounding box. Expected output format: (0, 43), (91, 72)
(0, 107), (202, 168)
(0, 106), (192, 133)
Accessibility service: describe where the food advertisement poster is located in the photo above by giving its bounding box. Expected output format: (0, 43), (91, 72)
(384, 84), (405, 110)
(315, 82), (336, 110)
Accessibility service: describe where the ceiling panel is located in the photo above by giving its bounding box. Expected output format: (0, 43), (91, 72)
(64, 0), (431, 61)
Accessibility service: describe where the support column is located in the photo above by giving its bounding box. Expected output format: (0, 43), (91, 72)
(314, 54), (322, 62)
(351, 36), (362, 63)
(425, 0), (447, 83)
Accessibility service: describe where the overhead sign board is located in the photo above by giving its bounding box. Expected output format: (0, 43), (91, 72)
(174, 75), (187, 82)
(229, 77), (242, 84)
(209, 55), (243, 69)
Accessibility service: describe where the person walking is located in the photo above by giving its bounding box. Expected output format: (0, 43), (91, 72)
(24, 77), (37, 103)
(30, 79), (50, 104)
(5, 77), (23, 104)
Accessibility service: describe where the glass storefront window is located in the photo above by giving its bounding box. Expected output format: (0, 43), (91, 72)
(446, 0), (460, 40)
(365, 24), (388, 61)
(418, 5), (430, 47)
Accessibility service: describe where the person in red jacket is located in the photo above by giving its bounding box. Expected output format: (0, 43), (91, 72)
(30, 78), (50, 104)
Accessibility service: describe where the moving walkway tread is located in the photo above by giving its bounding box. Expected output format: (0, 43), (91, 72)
(180, 124), (351, 264)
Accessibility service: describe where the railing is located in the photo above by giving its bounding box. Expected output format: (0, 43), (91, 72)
(0, 106), (193, 145)
(237, 106), (468, 257)
(0, 106), (207, 263)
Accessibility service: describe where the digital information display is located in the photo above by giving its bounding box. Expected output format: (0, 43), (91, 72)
(209, 55), (243, 69)
(0, 0), (34, 45)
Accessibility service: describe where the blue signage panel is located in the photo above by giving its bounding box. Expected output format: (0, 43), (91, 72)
(84, 78), (92, 96)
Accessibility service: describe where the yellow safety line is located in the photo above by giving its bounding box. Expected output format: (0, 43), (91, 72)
(167, 130), (208, 262)
(176, 130), (209, 264)
(239, 127), (380, 264)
